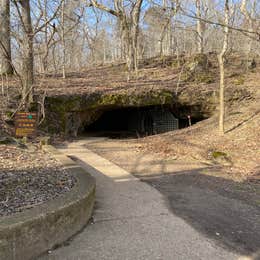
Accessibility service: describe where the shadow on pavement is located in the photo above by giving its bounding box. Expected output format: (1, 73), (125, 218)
(58, 139), (260, 259)
(140, 169), (260, 258)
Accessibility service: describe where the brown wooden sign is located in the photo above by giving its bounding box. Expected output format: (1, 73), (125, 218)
(15, 112), (37, 138)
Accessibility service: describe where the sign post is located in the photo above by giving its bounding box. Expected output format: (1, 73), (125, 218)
(15, 112), (37, 138)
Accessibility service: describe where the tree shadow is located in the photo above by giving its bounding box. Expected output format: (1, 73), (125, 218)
(225, 110), (260, 133)
(62, 138), (260, 258)
(140, 169), (260, 257)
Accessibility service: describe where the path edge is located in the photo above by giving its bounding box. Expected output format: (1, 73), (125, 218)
(0, 145), (96, 260)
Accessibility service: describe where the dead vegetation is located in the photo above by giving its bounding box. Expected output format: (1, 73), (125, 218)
(1, 54), (259, 181)
(137, 68), (260, 180)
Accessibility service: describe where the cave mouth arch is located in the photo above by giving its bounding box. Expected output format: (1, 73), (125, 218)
(83, 105), (207, 139)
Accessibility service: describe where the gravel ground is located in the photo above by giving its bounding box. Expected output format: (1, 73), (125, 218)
(0, 144), (76, 217)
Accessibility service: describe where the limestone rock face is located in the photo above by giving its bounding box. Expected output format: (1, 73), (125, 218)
(243, 58), (257, 70)
(185, 54), (210, 73)
(42, 89), (219, 136)
(181, 54), (214, 84)
(39, 53), (251, 137)
(41, 82), (250, 137)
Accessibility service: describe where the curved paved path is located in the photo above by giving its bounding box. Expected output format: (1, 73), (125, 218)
(40, 140), (249, 260)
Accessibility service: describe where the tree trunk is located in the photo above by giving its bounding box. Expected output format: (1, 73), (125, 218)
(131, 0), (142, 72)
(20, 0), (34, 109)
(159, 22), (168, 57)
(195, 0), (204, 54)
(42, 0), (48, 74)
(240, 0), (255, 69)
(218, 0), (230, 135)
(90, 0), (142, 72)
(218, 53), (225, 135)
(61, 0), (66, 78)
(120, 18), (134, 72)
(0, 0), (13, 74)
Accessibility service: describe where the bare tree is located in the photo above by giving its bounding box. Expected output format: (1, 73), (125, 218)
(0, 0), (13, 75)
(195, 0), (204, 53)
(10, 0), (64, 109)
(53, 0), (84, 77)
(218, 0), (230, 135)
(144, 5), (176, 58)
(39, 0), (57, 75)
(15, 0), (34, 108)
(89, 0), (143, 72)
(61, 0), (66, 78)
(240, 0), (257, 63)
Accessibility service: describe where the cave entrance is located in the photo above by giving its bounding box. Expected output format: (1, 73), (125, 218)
(84, 105), (205, 139)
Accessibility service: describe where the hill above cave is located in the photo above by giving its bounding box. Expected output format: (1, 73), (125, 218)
(1, 53), (259, 179)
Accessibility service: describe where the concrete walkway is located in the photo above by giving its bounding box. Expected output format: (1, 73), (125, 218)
(40, 140), (246, 260)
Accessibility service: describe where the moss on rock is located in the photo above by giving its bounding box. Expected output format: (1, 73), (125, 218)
(85, 90), (175, 109)
(43, 90), (177, 135)
(212, 151), (228, 159)
(211, 150), (232, 166)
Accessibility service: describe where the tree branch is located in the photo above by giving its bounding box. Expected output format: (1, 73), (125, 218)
(88, 0), (120, 17)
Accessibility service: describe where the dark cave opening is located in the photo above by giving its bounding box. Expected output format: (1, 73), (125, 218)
(83, 105), (208, 139)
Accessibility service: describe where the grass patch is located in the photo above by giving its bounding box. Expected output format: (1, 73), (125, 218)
(212, 151), (228, 159)
(232, 76), (245, 85)
(195, 72), (215, 84)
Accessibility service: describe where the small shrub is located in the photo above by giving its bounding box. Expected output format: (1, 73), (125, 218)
(195, 72), (215, 84)
(212, 151), (228, 159)
(232, 76), (245, 86)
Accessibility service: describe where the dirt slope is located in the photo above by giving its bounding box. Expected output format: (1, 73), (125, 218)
(1, 54), (259, 179)
(139, 69), (260, 180)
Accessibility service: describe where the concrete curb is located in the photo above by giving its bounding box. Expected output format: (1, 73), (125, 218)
(0, 145), (96, 260)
